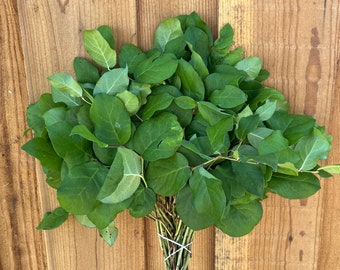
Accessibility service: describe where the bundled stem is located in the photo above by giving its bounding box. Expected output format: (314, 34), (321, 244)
(154, 196), (195, 270)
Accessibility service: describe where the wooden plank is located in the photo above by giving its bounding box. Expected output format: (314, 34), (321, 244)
(136, 2), (218, 269)
(216, 0), (340, 269)
(0, 0), (47, 269)
(17, 1), (147, 269)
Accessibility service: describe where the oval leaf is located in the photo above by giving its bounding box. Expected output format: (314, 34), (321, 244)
(48, 73), (83, 98)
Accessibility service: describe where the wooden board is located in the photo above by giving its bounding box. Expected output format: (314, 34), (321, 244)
(0, 0), (339, 269)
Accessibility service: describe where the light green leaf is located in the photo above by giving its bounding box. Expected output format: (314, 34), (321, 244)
(83, 29), (116, 69)
(90, 94), (131, 145)
(295, 128), (331, 171)
(74, 215), (96, 228)
(248, 127), (273, 149)
(132, 112), (183, 161)
(146, 153), (190, 196)
(210, 85), (247, 109)
(268, 172), (320, 199)
(174, 96), (197, 110)
(154, 17), (183, 51)
(258, 130), (289, 155)
(177, 58), (205, 101)
(129, 82), (151, 105)
(48, 73), (83, 98)
(277, 162), (299, 176)
(51, 86), (83, 107)
(116, 91), (140, 115)
(71, 125), (108, 148)
(93, 67), (129, 96)
(235, 57), (262, 80)
(255, 101), (277, 121)
(99, 221), (118, 246)
(318, 164), (340, 175)
(97, 148), (142, 204)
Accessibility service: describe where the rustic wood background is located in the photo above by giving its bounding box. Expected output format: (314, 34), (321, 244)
(1, 0), (339, 269)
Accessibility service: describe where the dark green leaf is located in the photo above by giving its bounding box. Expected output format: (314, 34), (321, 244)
(132, 112), (183, 161)
(216, 200), (263, 236)
(197, 101), (229, 126)
(140, 93), (174, 120)
(187, 43), (209, 78)
(177, 140), (212, 166)
(71, 125), (108, 148)
(146, 153), (190, 196)
(118, 44), (146, 73)
(129, 187), (156, 218)
(189, 168), (226, 222)
(231, 161), (264, 198)
(176, 186), (214, 230)
(204, 73), (242, 97)
(97, 25), (115, 49)
(247, 127), (274, 149)
(184, 26), (209, 63)
(268, 172), (320, 199)
(206, 117), (233, 153)
(210, 85), (247, 109)
(258, 130), (289, 155)
(134, 53), (178, 84)
(177, 58), (205, 101)
(73, 57), (100, 84)
(90, 94), (131, 145)
(57, 162), (107, 214)
(185, 11), (213, 46)
(236, 115), (260, 139)
(36, 207), (69, 230)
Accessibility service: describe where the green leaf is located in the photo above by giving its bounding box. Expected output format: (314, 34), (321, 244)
(176, 186), (214, 230)
(90, 94), (131, 145)
(177, 58), (205, 101)
(87, 198), (132, 229)
(189, 168), (226, 222)
(247, 127), (274, 149)
(129, 82), (151, 105)
(132, 112), (183, 161)
(236, 115), (260, 140)
(48, 73), (83, 98)
(36, 207), (69, 230)
(73, 57), (100, 84)
(318, 164), (340, 175)
(116, 91), (140, 115)
(97, 148), (142, 204)
(258, 130), (289, 155)
(118, 44), (146, 73)
(184, 26), (210, 63)
(187, 43), (209, 78)
(204, 72), (243, 97)
(154, 17), (183, 51)
(93, 67), (129, 96)
(197, 101), (228, 126)
(134, 53), (178, 84)
(235, 57), (262, 80)
(255, 101), (277, 121)
(295, 128), (331, 171)
(216, 200), (263, 237)
(146, 153), (190, 196)
(129, 187), (156, 218)
(140, 93), (174, 120)
(277, 162), (299, 176)
(174, 96), (197, 110)
(57, 162), (107, 214)
(93, 143), (117, 165)
(210, 85), (247, 109)
(83, 29), (116, 69)
(99, 221), (118, 246)
(51, 86), (83, 107)
(185, 11), (213, 46)
(206, 117), (233, 153)
(71, 125), (108, 148)
(74, 215), (96, 228)
(97, 25), (115, 49)
(268, 172), (320, 199)
(231, 161), (264, 198)
(42, 107), (66, 127)
(177, 140), (212, 166)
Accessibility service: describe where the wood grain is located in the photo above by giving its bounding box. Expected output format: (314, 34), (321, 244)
(1, 0), (339, 269)
(216, 1), (340, 269)
(0, 0), (47, 269)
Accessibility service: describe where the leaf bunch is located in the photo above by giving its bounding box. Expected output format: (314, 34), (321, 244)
(22, 12), (340, 245)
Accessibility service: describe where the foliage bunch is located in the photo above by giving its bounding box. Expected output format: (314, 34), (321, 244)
(22, 11), (339, 268)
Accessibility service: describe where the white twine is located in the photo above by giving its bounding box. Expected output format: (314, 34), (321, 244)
(158, 233), (192, 262)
